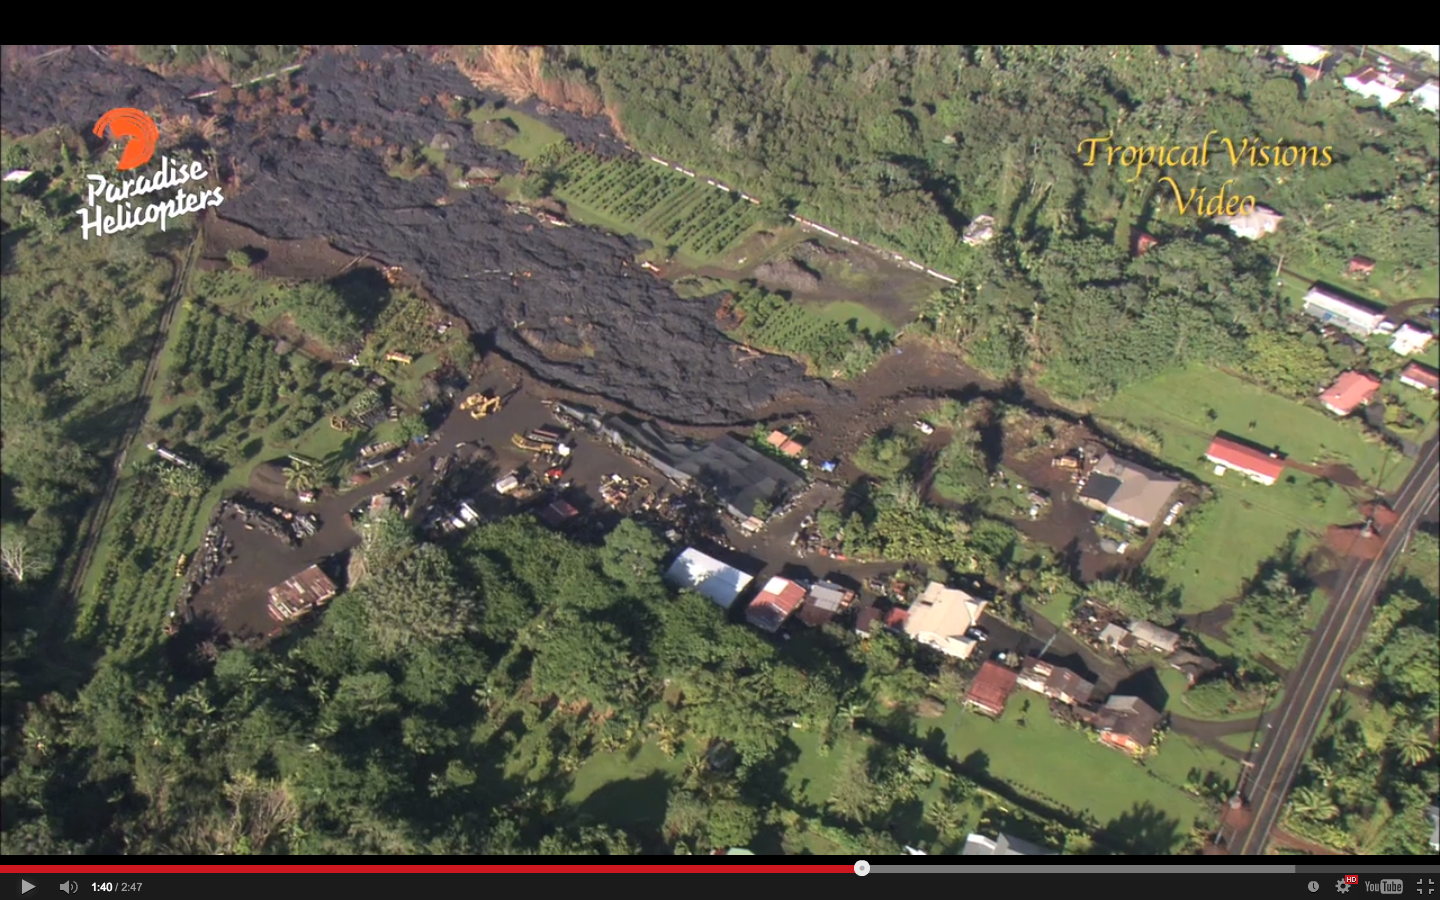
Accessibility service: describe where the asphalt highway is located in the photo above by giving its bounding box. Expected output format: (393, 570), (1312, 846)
(1218, 434), (1440, 855)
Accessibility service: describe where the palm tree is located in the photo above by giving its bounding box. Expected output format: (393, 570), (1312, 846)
(283, 465), (316, 496)
(924, 797), (964, 837)
(1288, 785), (1338, 822)
(1305, 760), (1336, 788)
(1390, 723), (1435, 766)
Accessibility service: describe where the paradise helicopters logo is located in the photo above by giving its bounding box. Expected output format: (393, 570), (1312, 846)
(79, 107), (225, 240)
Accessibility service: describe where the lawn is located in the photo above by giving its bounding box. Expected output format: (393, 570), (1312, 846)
(899, 701), (1220, 844)
(467, 107), (565, 161)
(1102, 365), (1407, 612)
(1280, 256), (1440, 311)
(565, 742), (687, 831)
(807, 300), (896, 337)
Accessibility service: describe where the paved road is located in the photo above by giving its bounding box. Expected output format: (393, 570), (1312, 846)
(1216, 434), (1440, 855)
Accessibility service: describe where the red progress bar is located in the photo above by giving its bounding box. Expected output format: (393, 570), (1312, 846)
(3, 865), (852, 874)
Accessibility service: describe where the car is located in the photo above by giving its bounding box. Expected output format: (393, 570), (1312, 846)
(914, 420), (935, 435)
(966, 627), (989, 642)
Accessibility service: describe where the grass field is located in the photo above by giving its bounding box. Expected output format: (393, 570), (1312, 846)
(1101, 366), (1407, 612)
(807, 300), (896, 337)
(898, 702), (1222, 846)
(1279, 256), (1440, 311)
(468, 107), (565, 161)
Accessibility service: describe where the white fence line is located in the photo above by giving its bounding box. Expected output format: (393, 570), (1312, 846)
(628, 149), (962, 287)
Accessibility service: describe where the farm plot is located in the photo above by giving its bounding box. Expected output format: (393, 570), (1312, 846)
(76, 475), (207, 661)
(552, 149), (760, 262)
(728, 286), (890, 380)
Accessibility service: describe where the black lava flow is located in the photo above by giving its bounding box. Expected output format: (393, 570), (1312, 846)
(1, 46), (847, 425)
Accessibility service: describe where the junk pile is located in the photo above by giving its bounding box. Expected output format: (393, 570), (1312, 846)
(177, 512), (237, 606)
(225, 495), (319, 546)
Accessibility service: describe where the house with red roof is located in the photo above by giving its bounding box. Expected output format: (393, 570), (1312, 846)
(1204, 435), (1286, 486)
(744, 577), (807, 633)
(1399, 362), (1440, 394)
(1319, 371), (1381, 416)
(964, 661), (1018, 718)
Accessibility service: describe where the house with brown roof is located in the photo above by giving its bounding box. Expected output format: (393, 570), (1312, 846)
(1078, 453), (1182, 529)
(1133, 231), (1159, 257)
(538, 499), (579, 529)
(964, 661), (1018, 717)
(1016, 658), (1095, 706)
(765, 430), (805, 457)
(1399, 362), (1440, 394)
(1205, 434), (1285, 486)
(267, 564), (339, 623)
(1091, 695), (1162, 755)
(796, 580), (857, 627)
(745, 577), (807, 633)
(1320, 371), (1382, 416)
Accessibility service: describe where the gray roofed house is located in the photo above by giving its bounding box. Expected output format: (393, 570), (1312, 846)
(962, 832), (1057, 856)
(1099, 623), (1134, 652)
(1078, 453), (1182, 528)
(1128, 621), (1181, 655)
(797, 580), (857, 627)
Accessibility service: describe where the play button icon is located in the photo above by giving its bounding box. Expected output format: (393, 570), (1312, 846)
(21, 882), (36, 895)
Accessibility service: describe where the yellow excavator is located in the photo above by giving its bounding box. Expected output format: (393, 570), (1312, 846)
(462, 392), (502, 419)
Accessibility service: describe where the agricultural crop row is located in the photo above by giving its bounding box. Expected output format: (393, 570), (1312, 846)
(77, 477), (206, 660)
(554, 149), (758, 258)
(170, 306), (286, 413)
(731, 287), (889, 379)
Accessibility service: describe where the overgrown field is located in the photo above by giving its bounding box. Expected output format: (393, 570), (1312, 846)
(548, 147), (762, 263)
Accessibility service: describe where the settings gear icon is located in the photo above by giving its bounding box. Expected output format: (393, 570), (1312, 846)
(1336, 880), (1352, 894)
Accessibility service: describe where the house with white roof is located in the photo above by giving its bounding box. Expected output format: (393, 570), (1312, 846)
(1214, 205), (1283, 240)
(1343, 66), (1407, 106)
(1278, 45), (1328, 66)
(1400, 45), (1439, 61)
(1390, 322), (1434, 356)
(1302, 286), (1388, 338)
(663, 548), (754, 610)
(1412, 81), (1440, 114)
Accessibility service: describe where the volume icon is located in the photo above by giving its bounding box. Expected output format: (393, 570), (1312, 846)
(59, 883), (77, 894)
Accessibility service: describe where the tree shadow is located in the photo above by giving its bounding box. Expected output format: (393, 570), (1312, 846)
(1089, 801), (1183, 855)
(958, 749), (991, 779)
(328, 267), (391, 325)
(573, 770), (673, 842)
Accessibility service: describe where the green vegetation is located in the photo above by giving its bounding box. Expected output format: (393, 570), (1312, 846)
(0, 515), (1215, 855)
(535, 145), (764, 264)
(560, 45), (1437, 399)
(2, 128), (187, 687)
(468, 105), (565, 161)
(193, 269), (364, 352)
(854, 428), (922, 480)
(1281, 526), (1439, 854)
(1100, 365), (1404, 613)
(73, 467), (208, 660)
(729, 284), (890, 379)
(129, 45), (301, 81)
